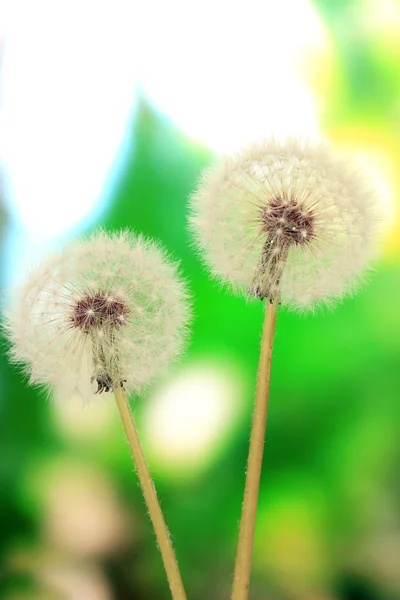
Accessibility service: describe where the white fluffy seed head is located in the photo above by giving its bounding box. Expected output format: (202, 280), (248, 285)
(189, 137), (381, 310)
(4, 231), (191, 402)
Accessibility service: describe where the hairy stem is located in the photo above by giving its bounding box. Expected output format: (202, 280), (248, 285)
(250, 240), (288, 300)
(231, 298), (279, 600)
(114, 385), (187, 600)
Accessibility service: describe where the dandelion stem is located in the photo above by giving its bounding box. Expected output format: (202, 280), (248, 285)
(114, 385), (187, 600)
(231, 298), (279, 600)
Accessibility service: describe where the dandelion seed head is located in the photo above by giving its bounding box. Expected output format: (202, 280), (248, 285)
(189, 137), (381, 309)
(4, 231), (191, 402)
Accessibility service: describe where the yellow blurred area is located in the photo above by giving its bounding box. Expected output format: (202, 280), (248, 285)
(253, 479), (329, 596)
(362, 0), (400, 53)
(329, 128), (400, 255)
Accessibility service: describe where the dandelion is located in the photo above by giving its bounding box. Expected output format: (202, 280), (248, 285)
(189, 137), (381, 600)
(4, 230), (190, 600)
(5, 230), (190, 401)
(190, 137), (379, 310)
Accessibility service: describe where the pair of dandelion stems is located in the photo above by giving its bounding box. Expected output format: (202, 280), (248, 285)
(7, 139), (380, 600)
(114, 385), (187, 600)
(232, 297), (278, 600)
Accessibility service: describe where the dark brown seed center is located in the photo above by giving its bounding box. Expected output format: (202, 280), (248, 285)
(70, 291), (129, 332)
(261, 197), (314, 246)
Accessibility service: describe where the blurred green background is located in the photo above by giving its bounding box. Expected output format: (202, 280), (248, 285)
(0, 1), (399, 599)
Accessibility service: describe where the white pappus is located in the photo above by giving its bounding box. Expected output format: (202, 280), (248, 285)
(4, 231), (191, 402)
(189, 137), (381, 310)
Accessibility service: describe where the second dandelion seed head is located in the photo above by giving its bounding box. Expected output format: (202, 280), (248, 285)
(189, 137), (380, 309)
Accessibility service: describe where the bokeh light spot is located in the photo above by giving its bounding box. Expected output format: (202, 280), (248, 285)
(137, 0), (327, 151)
(143, 362), (244, 474)
(22, 459), (132, 559)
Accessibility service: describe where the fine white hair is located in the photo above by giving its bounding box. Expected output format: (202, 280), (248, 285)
(4, 231), (191, 402)
(189, 137), (381, 310)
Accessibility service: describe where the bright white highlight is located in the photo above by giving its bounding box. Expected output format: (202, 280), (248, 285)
(1, 1), (138, 236)
(137, 0), (326, 151)
(144, 364), (242, 472)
